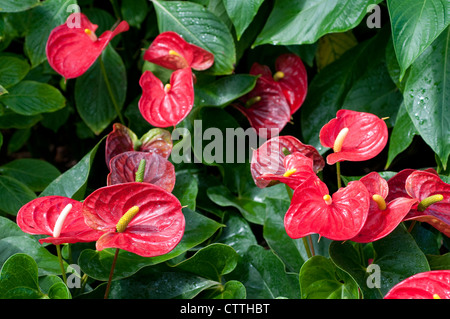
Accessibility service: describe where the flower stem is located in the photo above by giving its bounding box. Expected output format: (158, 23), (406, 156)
(336, 161), (342, 189)
(55, 244), (67, 284)
(104, 248), (120, 299)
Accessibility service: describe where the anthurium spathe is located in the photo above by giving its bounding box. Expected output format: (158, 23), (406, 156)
(138, 68), (194, 128)
(284, 175), (370, 241)
(46, 12), (129, 79)
(82, 182), (184, 257)
(107, 151), (176, 192)
(105, 123), (173, 168)
(16, 196), (103, 245)
(404, 170), (450, 237)
(384, 270), (450, 299)
(256, 152), (316, 190)
(251, 135), (325, 188)
(350, 172), (418, 243)
(143, 31), (214, 71)
(319, 109), (388, 165)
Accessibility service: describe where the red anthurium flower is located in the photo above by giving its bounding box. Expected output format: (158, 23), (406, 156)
(251, 135), (325, 188)
(319, 109), (388, 165)
(138, 68), (194, 128)
(105, 123), (173, 168)
(234, 71), (291, 138)
(257, 152), (316, 190)
(82, 182), (184, 257)
(107, 151), (176, 192)
(284, 175), (370, 241)
(46, 13), (129, 79)
(350, 172), (418, 243)
(253, 54), (308, 115)
(384, 270), (450, 299)
(404, 170), (450, 237)
(17, 196), (103, 245)
(143, 31), (214, 71)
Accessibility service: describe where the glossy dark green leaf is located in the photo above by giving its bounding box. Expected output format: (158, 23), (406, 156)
(78, 209), (224, 281)
(0, 56), (30, 88)
(39, 275), (71, 299)
(24, 0), (77, 67)
(121, 0), (149, 28)
(212, 280), (246, 299)
(172, 243), (239, 282)
(152, 0), (236, 75)
(0, 81), (65, 116)
(0, 0), (40, 13)
(0, 175), (36, 216)
(222, 0), (264, 40)
(387, 0), (450, 80)
(330, 225), (430, 299)
(0, 111), (42, 129)
(426, 253), (450, 270)
(75, 46), (127, 135)
(0, 159), (60, 192)
(254, 0), (382, 46)
(40, 137), (105, 200)
(172, 171), (198, 211)
(404, 26), (450, 169)
(299, 255), (359, 299)
(0, 253), (43, 299)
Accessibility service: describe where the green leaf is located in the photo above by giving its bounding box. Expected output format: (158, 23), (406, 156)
(404, 26), (450, 169)
(78, 209), (224, 281)
(0, 159), (60, 192)
(172, 243), (239, 282)
(0, 81), (66, 116)
(385, 102), (418, 169)
(0, 175), (36, 216)
(0, 56), (30, 88)
(0, 253), (43, 299)
(387, 0), (450, 80)
(75, 46), (127, 135)
(40, 137), (105, 200)
(213, 280), (246, 299)
(229, 245), (300, 299)
(0, 0), (40, 13)
(299, 256), (359, 299)
(121, 0), (149, 29)
(39, 276), (71, 299)
(152, 0), (236, 75)
(172, 171), (198, 211)
(329, 225), (430, 299)
(195, 74), (258, 108)
(222, 0), (264, 40)
(254, 0), (381, 46)
(24, 0), (77, 67)
(0, 111), (42, 129)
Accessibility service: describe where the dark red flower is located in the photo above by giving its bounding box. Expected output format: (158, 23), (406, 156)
(138, 68), (194, 128)
(82, 182), (184, 257)
(250, 135), (325, 188)
(105, 123), (173, 169)
(107, 151), (175, 192)
(16, 196), (103, 245)
(319, 109), (388, 165)
(384, 270), (450, 299)
(284, 175), (370, 241)
(143, 31), (214, 71)
(46, 13), (129, 79)
(350, 172), (418, 243)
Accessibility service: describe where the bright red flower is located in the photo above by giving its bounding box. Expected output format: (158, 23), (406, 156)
(105, 123), (173, 169)
(350, 172), (418, 243)
(253, 53), (308, 114)
(256, 152), (316, 190)
(107, 151), (176, 192)
(284, 175), (370, 241)
(250, 135), (325, 188)
(82, 182), (184, 257)
(46, 13), (129, 79)
(384, 270), (450, 299)
(16, 196), (103, 245)
(143, 31), (214, 71)
(138, 68), (194, 128)
(404, 170), (450, 237)
(319, 109), (388, 165)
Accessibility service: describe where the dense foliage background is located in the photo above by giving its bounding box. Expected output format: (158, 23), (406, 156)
(0, 0), (449, 299)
